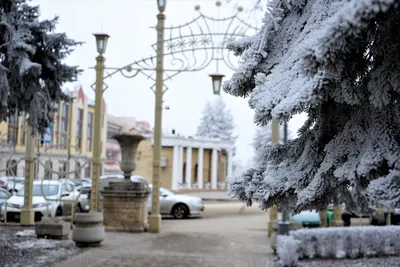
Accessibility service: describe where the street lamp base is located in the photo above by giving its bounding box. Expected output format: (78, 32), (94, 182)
(278, 221), (290, 235)
(148, 213), (162, 233)
(20, 209), (35, 226)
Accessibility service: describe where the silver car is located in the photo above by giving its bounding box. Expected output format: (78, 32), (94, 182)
(148, 185), (204, 219)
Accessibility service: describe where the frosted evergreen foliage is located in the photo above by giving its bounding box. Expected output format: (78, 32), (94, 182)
(0, 0), (81, 132)
(252, 123), (293, 167)
(224, 0), (400, 212)
(276, 235), (299, 267)
(196, 96), (237, 141)
(288, 226), (400, 260)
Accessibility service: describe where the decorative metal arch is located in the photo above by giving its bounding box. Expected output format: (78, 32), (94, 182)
(92, 3), (260, 93)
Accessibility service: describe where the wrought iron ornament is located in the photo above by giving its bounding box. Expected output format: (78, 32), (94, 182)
(91, 3), (259, 93)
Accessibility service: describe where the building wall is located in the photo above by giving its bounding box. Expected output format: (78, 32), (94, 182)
(133, 136), (153, 183)
(131, 137), (227, 189)
(0, 87), (107, 180)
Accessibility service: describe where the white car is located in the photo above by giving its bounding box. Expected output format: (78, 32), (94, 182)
(147, 185), (204, 219)
(72, 184), (92, 212)
(0, 176), (25, 193)
(1, 180), (79, 222)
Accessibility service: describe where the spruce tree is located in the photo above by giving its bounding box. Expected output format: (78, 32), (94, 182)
(252, 123), (292, 168)
(196, 97), (237, 142)
(0, 0), (81, 132)
(225, 0), (400, 212)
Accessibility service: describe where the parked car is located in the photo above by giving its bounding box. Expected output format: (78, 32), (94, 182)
(147, 185), (204, 219)
(68, 178), (92, 187)
(291, 210), (321, 227)
(73, 184), (91, 212)
(0, 188), (11, 218)
(0, 180), (7, 190)
(0, 177), (24, 193)
(0, 180), (79, 222)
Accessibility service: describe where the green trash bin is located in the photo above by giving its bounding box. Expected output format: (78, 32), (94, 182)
(327, 211), (334, 227)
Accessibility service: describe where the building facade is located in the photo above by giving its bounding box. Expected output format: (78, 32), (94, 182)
(104, 116), (235, 190)
(130, 130), (235, 190)
(0, 87), (107, 179)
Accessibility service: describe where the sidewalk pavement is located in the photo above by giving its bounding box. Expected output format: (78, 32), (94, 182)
(56, 212), (275, 267)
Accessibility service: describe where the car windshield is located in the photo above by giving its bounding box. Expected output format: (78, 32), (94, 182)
(16, 184), (59, 197)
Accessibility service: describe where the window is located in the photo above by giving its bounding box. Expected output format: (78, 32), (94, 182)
(17, 184), (59, 197)
(75, 161), (81, 178)
(44, 160), (53, 180)
(54, 103), (60, 145)
(7, 112), (18, 145)
(60, 104), (69, 147)
(20, 112), (26, 145)
(87, 112), (93, 152)
(64, 182), (74, 192)
(194, 163), (198, 183)
(84, 164), (91, 178)
(58, 161), (67, 179)
(76, 108), (83, 149)
(6, 160), (17, 176)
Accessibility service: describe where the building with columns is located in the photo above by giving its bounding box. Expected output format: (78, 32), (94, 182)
(132, 131), (235, 190)
(104, 115), (235, 190)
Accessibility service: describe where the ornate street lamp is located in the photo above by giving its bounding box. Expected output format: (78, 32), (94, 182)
(90, 33), (110, 213)
(94, 33), (110, 54)
(157, 0), (167, 12)
(148, 0), (167, 233)
(209, 73), (225, 95)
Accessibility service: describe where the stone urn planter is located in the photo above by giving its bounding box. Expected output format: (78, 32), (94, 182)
(72, 212), (105, 247)
(102, 134), (150, 232)
(35, 217), (71, 240)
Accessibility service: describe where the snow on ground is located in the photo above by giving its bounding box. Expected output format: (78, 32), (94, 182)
(299, 256), (400, 267)
(0, 225), (82, 267)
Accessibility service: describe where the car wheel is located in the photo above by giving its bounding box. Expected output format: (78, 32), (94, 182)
(55, 207), (63, 217)
(172, 204), (189, 219)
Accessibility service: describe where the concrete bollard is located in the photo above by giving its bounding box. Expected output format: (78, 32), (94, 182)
(72, 212), (105, 247)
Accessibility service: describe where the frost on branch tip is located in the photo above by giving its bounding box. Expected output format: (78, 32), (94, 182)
(223, 0), (285, 97)
(225, 0), (400, 212)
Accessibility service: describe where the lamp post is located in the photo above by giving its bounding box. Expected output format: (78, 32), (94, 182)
(90, 33), (109, 213)
(278, 121), (289, 235)
(20, 124), (36, 225)
(148, 0), (167, 233)
(209, 73), (225, 95)
(268, 119), (279, 237)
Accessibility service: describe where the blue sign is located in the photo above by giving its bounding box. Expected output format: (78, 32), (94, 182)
(43, 124), (52, 145)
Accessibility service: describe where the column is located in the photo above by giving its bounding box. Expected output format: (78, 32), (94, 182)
(211, 148), (218, 189)
(185, 146), (192, 188)
(227, 148), (233, 182)
(197, 147), (204, 189)
(171, 145), (179, 190)
(178, 146), (184, 186)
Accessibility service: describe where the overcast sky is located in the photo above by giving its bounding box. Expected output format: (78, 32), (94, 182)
(33, 0), (306, 167)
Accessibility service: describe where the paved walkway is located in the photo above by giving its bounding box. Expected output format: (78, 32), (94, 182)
(56, 206), (275, 267)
